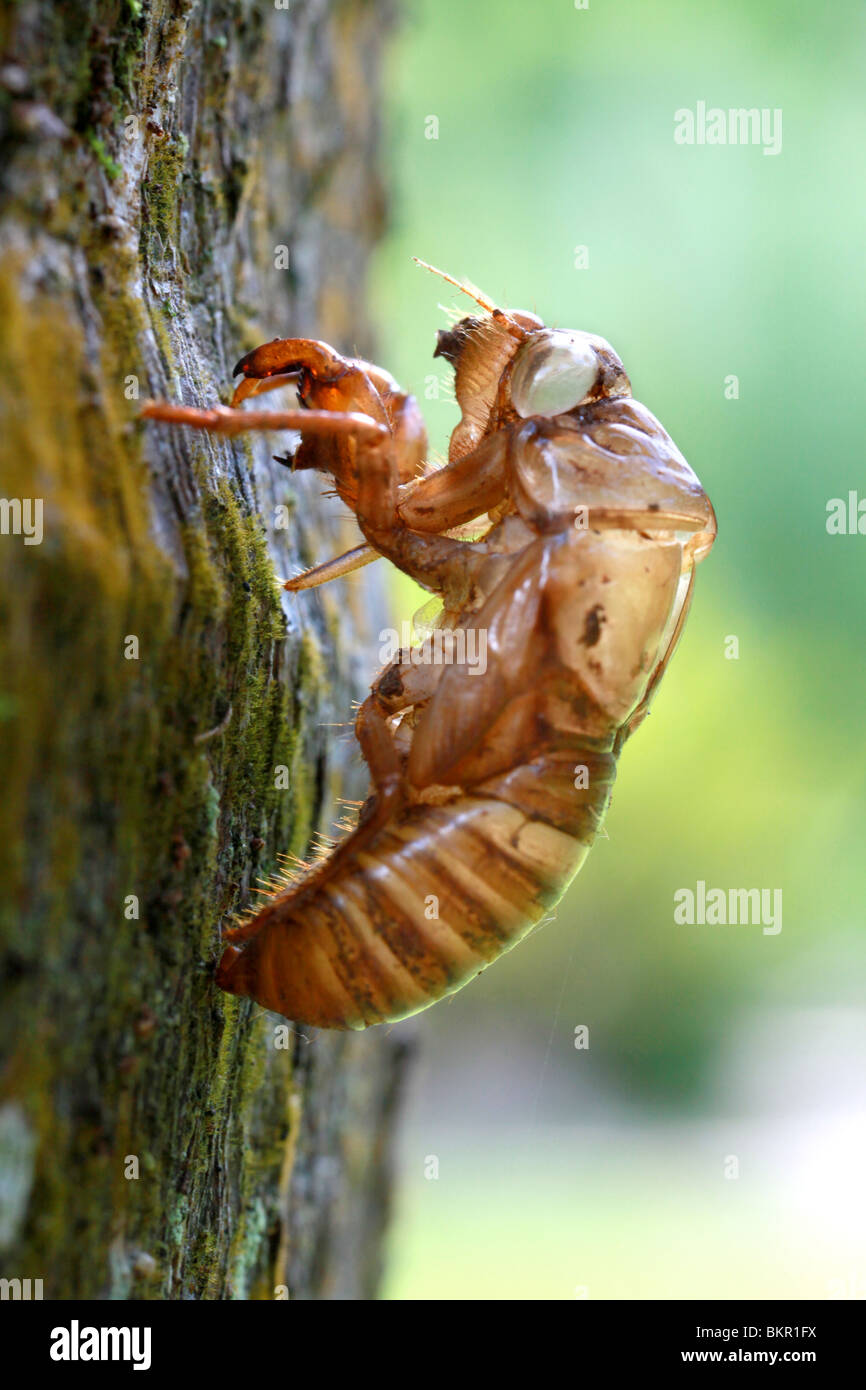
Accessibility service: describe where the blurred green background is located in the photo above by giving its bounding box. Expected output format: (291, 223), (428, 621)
(365, 0), (866, 1298)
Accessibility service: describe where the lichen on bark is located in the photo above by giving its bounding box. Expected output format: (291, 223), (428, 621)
(0, 0), (409, 1300)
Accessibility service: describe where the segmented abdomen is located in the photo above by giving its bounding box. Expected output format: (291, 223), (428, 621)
(217, 744), (616, 1029)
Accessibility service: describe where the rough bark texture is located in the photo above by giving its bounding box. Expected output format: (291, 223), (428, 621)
(0, 0), (412, 1300)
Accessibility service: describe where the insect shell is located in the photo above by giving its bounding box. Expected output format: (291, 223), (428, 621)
(142, 262), (716, 1030)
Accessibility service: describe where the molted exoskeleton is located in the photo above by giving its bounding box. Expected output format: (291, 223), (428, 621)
(142, 261), (716, 1029)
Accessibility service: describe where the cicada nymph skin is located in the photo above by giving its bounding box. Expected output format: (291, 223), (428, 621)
(142, 263), (716, 1029)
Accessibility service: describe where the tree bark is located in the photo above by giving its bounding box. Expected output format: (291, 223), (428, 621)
(0, 0), (411, 1301)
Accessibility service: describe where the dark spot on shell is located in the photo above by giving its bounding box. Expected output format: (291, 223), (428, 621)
(580, 603), (606, 648)
(378, 666), (404, 699)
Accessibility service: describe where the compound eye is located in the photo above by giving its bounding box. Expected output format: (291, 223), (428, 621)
(510, 330), (599, 418)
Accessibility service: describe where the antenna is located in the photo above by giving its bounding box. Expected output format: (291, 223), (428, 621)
(412, 258), (527, 340)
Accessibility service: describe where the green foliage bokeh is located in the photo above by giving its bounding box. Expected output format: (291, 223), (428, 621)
(370, 0), (866, 1105)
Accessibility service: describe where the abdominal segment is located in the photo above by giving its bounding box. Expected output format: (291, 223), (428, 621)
(216, 745), (616, 1029)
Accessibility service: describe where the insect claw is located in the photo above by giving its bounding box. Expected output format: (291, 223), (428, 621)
(232, 348), (257, 377)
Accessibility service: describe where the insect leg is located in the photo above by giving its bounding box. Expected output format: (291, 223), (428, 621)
(343, 429), (514, 595)
(354, 652), (446, 809)
(284, 542), (379, 591)
(340, 657), (443, 835)
(374, 530), (491, 602)
(321, 657), (445, 861)
(396, 428), (511, 533)
(222, 656), (443, 948)
(139, 400), (388, 443)
(274, 414), (503, 593)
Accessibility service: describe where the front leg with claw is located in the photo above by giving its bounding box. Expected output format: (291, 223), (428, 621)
(141, 333), (513, 593)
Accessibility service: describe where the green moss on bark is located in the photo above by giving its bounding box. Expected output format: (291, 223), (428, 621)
(0, 0), (406, 1301)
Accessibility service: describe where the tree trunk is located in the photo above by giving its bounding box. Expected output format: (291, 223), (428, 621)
(0, 0), (411, 1301)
